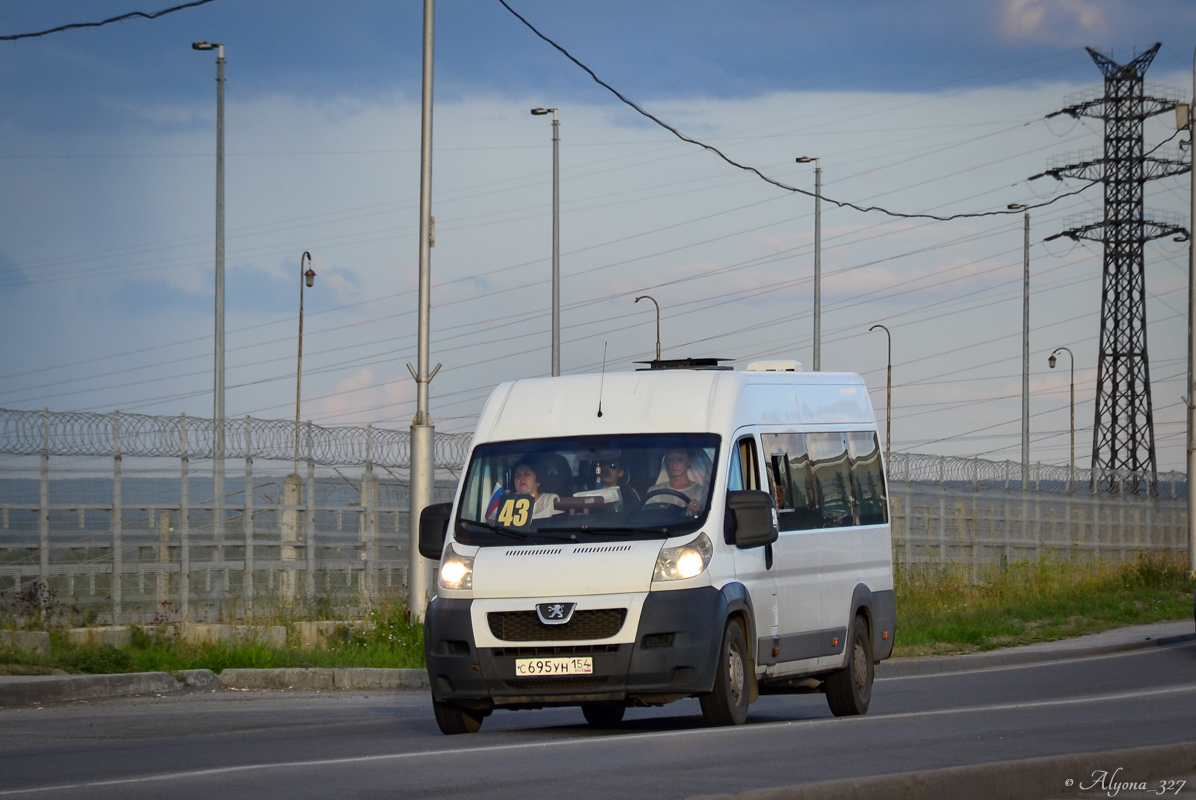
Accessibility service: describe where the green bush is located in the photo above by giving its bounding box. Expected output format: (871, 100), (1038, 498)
(58, 644), (135, 674)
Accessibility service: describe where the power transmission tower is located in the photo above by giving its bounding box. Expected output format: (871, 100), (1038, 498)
(1039, 43), (1189, 494)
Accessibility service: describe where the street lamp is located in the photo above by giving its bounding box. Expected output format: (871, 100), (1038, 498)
(1049, 346), (1075, 490)
(796, 157), (821, 371)
(1009, 203), (1031, 488)
(869, 324), (892, 463)
(294, 252), (316, 472)
(635, 295), (661, 362)
(531, 107), (560, 376)
(193, 40), (226, 558)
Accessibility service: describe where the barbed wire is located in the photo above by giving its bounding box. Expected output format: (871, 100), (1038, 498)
(888, 452), (1184, 497)
(1, 409), (1182, 496)
(0, 408), (471, 470)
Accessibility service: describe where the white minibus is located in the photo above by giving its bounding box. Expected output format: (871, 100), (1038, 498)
(419, 360), (895, 734)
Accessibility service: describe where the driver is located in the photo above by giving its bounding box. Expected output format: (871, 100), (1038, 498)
(647, 449), (706, 514)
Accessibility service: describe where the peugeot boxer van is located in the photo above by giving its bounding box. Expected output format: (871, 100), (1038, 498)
(419, 360), (895, 734)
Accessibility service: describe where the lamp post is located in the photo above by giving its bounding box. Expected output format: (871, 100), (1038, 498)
(1049, 346), (1075, 490)
(796, 157), (821, 371)
(531, 107), (560, 376)
(408, 0), (441, 621)
(869, 324), (892, 463)
(1186, 46), (1195, 580)
(193, 40), (226, 559)
(635, 295), (661, 362)
(1009, 203), (1031, 488)
(294, 252), (316, 472)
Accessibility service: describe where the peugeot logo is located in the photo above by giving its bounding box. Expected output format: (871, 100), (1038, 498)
(535, 602), (577, 625)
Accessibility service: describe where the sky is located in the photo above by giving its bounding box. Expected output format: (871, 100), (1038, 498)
(1, 0), (1194, 473)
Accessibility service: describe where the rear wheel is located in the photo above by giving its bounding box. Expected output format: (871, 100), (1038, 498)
(700, 620), (750, 726)
(433, 700), (484, 735)
(581, 703), (626, 728)
(825, 615), (873, 717)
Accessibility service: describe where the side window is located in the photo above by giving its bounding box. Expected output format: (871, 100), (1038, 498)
(727, 442), (744, 492)
(761, 433), (821, 531)
(732, 437), (760, 491)
(847, 432), (889, 525)
(805, 432), (855, 528)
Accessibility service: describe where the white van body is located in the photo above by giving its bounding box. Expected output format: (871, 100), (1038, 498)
(422, 365), (895, 733)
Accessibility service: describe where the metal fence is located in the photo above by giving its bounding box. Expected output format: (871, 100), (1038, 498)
(0, 409), (1187, 625)
(886, 453), (1187, 574)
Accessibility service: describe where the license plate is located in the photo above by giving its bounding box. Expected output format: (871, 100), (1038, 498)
(514, 656), (594, 677)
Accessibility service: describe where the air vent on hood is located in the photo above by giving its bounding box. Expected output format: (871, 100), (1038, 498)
(573, 544), (633, 554)
(503, 548), (563, 557)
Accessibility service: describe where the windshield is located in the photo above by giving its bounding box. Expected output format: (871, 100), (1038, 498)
(455, 433), (721, 546)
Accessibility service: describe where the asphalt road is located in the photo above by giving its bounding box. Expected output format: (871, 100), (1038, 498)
(1, 640), (1193, 800)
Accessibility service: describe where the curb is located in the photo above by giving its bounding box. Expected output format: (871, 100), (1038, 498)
(686, 741), (1196, 800)
(219, 668), (430, 691)
(0, 671), (191, 707)
(877, 632), (1195, 678)
(1, 624), (1189, 708)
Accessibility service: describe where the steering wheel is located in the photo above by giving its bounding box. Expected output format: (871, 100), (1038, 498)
(642, 487), (696, 506)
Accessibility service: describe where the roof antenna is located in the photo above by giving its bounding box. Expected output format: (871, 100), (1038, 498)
(597, 341), (607, 418)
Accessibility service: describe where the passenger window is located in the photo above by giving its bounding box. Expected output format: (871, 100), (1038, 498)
(805, 432), (855, 528)
(761, 433), (821, 531)
(847, 432), (889, 525)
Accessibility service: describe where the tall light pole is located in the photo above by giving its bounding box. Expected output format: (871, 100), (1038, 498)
(531, 107), (560, 376)
(1009, 203), (1031, 488)
(1049, 346), (1075, 489)
(294, 252), (316, 473)
(869, 324), (892, 464)
(408, 0), (440, 621)
(193, 40), (226, 556)
(635, 295), (661, 362)
(796, 157), (821, 370)
(1186, 46), (1196, 580)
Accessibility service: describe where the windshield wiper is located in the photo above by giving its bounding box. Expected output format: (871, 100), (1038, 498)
(459, 519), (529, 541)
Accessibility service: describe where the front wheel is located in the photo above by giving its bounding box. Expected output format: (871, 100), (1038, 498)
(824, 615), (873, 717)
(700, 620), (750, 726)
(433, 700), (484, 735)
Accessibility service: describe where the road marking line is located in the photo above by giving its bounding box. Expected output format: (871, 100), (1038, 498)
(2, 683), (1194, 795)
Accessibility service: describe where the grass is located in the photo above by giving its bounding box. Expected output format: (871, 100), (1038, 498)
(0, 595), (425, 676)
(892, 552), (1194, 657)
(1, 555), (1191, 674)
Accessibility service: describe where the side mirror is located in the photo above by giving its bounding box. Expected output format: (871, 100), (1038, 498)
(724, 490), (779, 549)
(418, 503), (453, 560)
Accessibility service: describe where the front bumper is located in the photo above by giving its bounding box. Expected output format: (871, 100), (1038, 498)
(424, 586), (727, 711)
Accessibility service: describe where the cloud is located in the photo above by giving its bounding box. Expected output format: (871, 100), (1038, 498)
(312, 368), (416, 426)
(0, 254), (31, 291)
(1001, 0), (1109, 44)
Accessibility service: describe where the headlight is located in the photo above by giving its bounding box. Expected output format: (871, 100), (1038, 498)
(438, 544), (474, 590)
(653, 532), (713, 582)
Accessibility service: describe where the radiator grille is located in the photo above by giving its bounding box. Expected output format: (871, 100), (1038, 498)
(487, 609), (627, 641)
(490, 644), (621, 658)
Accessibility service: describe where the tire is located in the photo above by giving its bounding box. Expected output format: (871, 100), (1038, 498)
(433, 700), (484, 735)
(825, 615), (873, 717)
(581, 703), (626, 728)
(700, 620), (751, 726)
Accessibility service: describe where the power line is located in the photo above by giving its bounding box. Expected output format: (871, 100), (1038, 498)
(497, 0), (1100, 222)
(1, 0), (216, 41)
